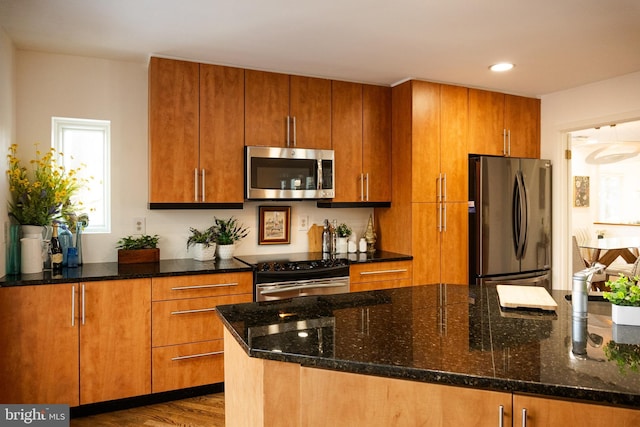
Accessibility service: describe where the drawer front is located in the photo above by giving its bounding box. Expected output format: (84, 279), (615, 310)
(152, 340), (224, 393)
(152, 293), (252, 346)
(152, 272), (253, 301)
(350, 279), (412, 293)
(350, 261), (412, 284)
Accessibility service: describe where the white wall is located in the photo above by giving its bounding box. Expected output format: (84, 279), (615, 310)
(541, 71), (640, 289)
(12, 51), (372, 264)
(0, 27), (15, 275)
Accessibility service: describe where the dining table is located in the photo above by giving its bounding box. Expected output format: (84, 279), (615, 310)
(578, 237), (640, 267)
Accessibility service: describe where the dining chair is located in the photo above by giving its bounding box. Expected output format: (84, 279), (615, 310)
(572, 235), (606, 290)
(605, 256), (640, 280)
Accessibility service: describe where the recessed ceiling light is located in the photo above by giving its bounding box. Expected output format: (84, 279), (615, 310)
(489, 63), (515, 72)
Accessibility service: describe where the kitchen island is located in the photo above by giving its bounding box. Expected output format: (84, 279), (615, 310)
(216, 284), (640, 426)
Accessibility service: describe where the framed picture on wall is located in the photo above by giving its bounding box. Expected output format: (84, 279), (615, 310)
(573, 176), (590, 207)
(258, 206), (291, 245)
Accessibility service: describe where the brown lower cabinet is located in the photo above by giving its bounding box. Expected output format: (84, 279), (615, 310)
(349, 260), (413, 292)
(224, 329), (640, 426)
(151, 272), (253, 393)
(0, 279), (151, 405)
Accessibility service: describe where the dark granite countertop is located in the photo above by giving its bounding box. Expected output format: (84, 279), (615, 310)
(234, 250), (412, 266)
(0, 258), (253, 287)
(216, 284), (640, 409)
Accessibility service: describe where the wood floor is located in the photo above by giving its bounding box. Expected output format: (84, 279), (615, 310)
(70, 392), (225, 427)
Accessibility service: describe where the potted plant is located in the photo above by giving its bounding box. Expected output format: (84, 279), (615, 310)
(187, 226), (217, 261)
(212, 217), (249, 260)
(336, 223), (352, 253)
(116, 234), (160, 264)
(603, 274), (640, 326)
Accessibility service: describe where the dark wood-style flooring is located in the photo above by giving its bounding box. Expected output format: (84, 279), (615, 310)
(70, 393), (225, 427)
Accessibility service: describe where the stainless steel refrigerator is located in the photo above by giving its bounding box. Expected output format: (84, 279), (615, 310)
(468, 155), (552, 289)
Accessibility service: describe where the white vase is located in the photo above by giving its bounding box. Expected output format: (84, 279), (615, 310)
(22, 225), (44, 240)
(611, 304), (640, 326)
(192, 243), (216, 261)
(337, 237), (348, 254)
(217, 244), (235, 260)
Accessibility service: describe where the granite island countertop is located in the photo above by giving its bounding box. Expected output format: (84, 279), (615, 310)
(216, 283), (640, 409)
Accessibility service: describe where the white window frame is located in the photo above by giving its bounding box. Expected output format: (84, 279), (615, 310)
(52, 117), (111, 234)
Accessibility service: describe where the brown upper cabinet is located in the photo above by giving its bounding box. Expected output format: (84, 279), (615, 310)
(245, 70), (331, 149)
(331, 81), (391, 204)
(468, 88), (540, 158)
(148, 58), (245, 205)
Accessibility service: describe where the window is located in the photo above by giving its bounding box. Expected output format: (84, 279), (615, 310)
(52, 117), (111, 233)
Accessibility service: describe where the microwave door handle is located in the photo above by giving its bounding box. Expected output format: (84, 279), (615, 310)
(317, 159), (323, 190)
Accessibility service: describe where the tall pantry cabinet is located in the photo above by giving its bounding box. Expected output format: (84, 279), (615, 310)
(148, 57), (245, 206)
(376, 80), (468, 285)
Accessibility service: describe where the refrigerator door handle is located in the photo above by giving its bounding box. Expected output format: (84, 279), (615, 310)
(513, 170), (528, 260)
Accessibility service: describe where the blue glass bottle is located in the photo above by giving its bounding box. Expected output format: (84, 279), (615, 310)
(58, 224), (73, 266)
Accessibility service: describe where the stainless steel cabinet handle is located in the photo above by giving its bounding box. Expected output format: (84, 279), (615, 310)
(443, 173), (447, 202)
(293, 116), (296, 147)
(171, 282), (239, 291)
(71, 285), (75, 327)
(507, 129), (512, 157)
(365, 173), (369, 201)
(443, 203), (447, 232)
(201, 169), (206, 202)
(359, 268), (407, 276)
(360, 173), (364, 201)
(194, 168), (198, 202)
(81, 284), (86, 325)
(170, 307), (217, 315)
(438, 173), (443, 202)
(503, 129), (507, 156)
(498, 405), (504, 427)
(286, 115), (290, 147)
(171, 350), (224, 361)
(521, 408), (527, 427)
(438, 202), (443, 232)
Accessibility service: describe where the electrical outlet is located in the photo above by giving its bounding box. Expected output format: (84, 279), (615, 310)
(298, 215), (309, 231)
(134, 217), (146, 234)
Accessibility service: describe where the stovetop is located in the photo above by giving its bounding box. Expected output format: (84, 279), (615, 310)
(235, 252), (350, 284)
(234, 252), (345, 267)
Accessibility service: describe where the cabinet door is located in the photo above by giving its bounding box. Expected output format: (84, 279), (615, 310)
(245, 70), (290, 146)
(149, 57), (200, 202)
(468, 88), (505, 156)
(410, 80), (440, 203)
(412, 202), (441, 285)
(80, 279), (151, 404)
(0, 284), (79, 405)
(363, 84), (391, 202)
(505, 94), (540, 158)
(440, 202), (468, 284)
(331, 80), (363, 202)
(200, 64), (245, 203)
(440, 84), (468, 202)
(514, 394), (640, 426)
(290, 75), (332, 149)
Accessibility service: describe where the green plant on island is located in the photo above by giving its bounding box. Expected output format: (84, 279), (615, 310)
(187, 226), (217, 249)
(212, 217), (249, 245)
(336, 223), (352, 238)
(603, 275), (640, 306)
(116, 234), (159, 250)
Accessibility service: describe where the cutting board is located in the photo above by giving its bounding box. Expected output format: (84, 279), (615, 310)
(307, 224), (324, 252)
(496, 285), (558, 311)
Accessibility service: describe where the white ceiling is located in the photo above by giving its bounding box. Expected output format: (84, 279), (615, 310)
(1, 0), (640, 97)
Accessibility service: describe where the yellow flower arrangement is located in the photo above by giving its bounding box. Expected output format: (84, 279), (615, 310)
(6, 143), (87, 226)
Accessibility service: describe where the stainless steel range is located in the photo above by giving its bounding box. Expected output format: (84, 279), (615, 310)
(235, 253), (350, 301)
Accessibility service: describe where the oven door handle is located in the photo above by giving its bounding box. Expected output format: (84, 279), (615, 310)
(259, 281), (348, 296)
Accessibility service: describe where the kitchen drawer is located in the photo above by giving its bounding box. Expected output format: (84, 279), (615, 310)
(151, 272), (252, 301)
(350, 261), (412, 284)
(152, 293), (252, 346)
(152, 340), (224, 393)
(350, 278), (412, 292)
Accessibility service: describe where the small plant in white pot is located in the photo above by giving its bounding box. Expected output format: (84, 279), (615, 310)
(186, 226), (217, 261)
(212, 217), (249, 260)
(336, 223), (352, 253)
(603, 274), (640, 326)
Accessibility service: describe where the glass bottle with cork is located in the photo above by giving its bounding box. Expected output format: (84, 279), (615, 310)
(50, 223), (64, 273)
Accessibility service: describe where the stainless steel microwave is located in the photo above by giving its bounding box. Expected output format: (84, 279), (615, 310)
(245, 146), (335, 200)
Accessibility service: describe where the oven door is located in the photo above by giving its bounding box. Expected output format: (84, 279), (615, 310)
(256, 276), (350, 302)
